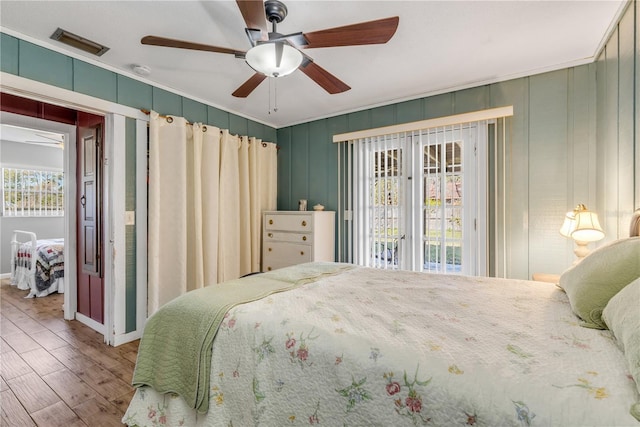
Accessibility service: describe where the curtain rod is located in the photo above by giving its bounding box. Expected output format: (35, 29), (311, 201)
(140, 109), (280, 150)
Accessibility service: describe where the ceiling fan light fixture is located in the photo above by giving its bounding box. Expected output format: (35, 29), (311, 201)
(245, 42), (302, 78)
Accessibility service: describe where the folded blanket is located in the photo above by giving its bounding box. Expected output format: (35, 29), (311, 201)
(132, 262), (353, 413)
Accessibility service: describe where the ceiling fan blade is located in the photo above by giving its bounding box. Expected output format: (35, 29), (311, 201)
(301, 16), (399, 49)
(299, 59), (350, 94)
(236, 0), (268, 35)
(141, 36), (244, 56)
(232, 73), (267, 98)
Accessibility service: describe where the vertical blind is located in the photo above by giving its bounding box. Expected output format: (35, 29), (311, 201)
(335, 107), (512, 277)
(2, 167), (64, 217)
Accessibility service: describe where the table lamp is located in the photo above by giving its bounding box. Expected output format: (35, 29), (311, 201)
(560, 204), (604, 262)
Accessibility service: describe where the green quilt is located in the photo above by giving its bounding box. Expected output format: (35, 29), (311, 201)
(132, 262), (353, 413)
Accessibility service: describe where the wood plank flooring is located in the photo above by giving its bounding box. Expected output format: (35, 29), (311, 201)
(1, 280), (139, 426)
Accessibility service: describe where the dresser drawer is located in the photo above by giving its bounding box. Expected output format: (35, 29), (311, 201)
(263, 242), (313, 271)
(264, 231), (312, 244)
(265, 213), (313, 232)
(261, 211), (335, 273)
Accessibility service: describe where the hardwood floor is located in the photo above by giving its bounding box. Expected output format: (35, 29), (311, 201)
(1, 280), (139, 426)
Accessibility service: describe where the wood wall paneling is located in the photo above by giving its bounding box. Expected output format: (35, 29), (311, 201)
(308, 120), (330, 209)
(72, 60), (117, 103)
(347, 110), (371, 132)
(396, 99), (423, 124)
(636, 0), (640, 210)
(618, 9), (636, 234)
(151, 87), (182, 117)
(181, 98), (207, 124)
(370, 104), (396, 128)
(125, 118), (137, 333)
(18, 40), (73, 90)
(290, 124), (310, 206)
(422, 92), (454, 120)
(489, 77), (530, 278)
(207, 105), (230, 130)
(116, 75), (153, 111)
(527, 70), (570, 276)
(454, 86), (489, 114)
(229, 113), (248, 137)
(1, 33), (19, 75)
(604, 29), (620, 239)
(276, 127), (292, 209)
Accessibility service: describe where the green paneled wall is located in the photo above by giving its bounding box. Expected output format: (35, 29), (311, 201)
(125, 118), (137, 333)
(277, 0), (640, 277)
(182, 97), (207, 124)
(527, 70), (570, 274)
(20, 40), (73, 90)
(489, 78), (529, 278)
(277, 67), (599, 279)
(73, 60), (117, 102)
(117, 75), (153, 110)
(596, 1), (639, 240)
(1, 33), (19, 75)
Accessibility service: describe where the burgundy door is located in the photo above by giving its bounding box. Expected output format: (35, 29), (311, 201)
(77, 112), (104, 324)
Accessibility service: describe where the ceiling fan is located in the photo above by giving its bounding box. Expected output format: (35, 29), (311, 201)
(141, 0), (399, 98)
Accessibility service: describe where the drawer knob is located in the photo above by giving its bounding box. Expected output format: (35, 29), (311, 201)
(268, 247), (272, 252)
(301, 220), (307, 226)
(267, 267), (272, 271)
(302, 236), (307, 241)
(269, 219), (273, 225)
(300, 251), (304, 256)
(268, 233), (273, 238)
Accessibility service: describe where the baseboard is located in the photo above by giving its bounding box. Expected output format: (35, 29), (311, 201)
(112, 330), (142, 347)
(75, 312), (106, 336)
(0, 273), (11, 279)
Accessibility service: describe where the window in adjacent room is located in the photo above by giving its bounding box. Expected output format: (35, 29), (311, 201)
(2, 167), (65, 217)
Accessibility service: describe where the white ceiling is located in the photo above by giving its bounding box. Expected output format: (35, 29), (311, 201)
(0, 124), (65, 148)
(0, 1), (625, 128)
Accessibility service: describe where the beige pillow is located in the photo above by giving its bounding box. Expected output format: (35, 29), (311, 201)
(602, 277), (640, 421)
(558, 237), (640, 329)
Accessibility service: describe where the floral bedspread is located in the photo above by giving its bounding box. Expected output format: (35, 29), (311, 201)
(13, 238), (64, 297)
(123, 264), (639, 426)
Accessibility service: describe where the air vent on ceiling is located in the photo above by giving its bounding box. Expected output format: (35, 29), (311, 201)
(50, 28), (109, 56)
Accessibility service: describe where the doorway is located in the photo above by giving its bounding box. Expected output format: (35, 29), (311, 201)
(1, 93), (105, 332)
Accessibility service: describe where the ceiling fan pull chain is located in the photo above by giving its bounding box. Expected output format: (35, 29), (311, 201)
(274, 78), (278, 113)
(268, 77), (271, 114)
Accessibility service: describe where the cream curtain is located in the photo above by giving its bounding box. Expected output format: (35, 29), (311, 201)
(147, 112), (277, 315)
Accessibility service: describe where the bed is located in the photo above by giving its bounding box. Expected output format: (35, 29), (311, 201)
(123, 242), (640, 426)
(10, 230), (65, 298)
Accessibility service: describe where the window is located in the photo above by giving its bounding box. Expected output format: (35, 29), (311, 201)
(2, 167), (64, 216)
(349, 123), (484, 275)
(336, 107), (513, 277)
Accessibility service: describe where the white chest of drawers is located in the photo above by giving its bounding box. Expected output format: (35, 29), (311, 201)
(262, 211), (335, 272)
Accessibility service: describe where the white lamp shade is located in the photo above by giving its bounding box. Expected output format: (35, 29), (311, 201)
(245, 42), (303, 78)
(559, 211), (576, 237)
(571, 211), (604, 242)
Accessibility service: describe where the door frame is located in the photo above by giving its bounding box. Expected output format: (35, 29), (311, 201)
(1, 72), (149, 346)
(0, 111), (77, 318)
